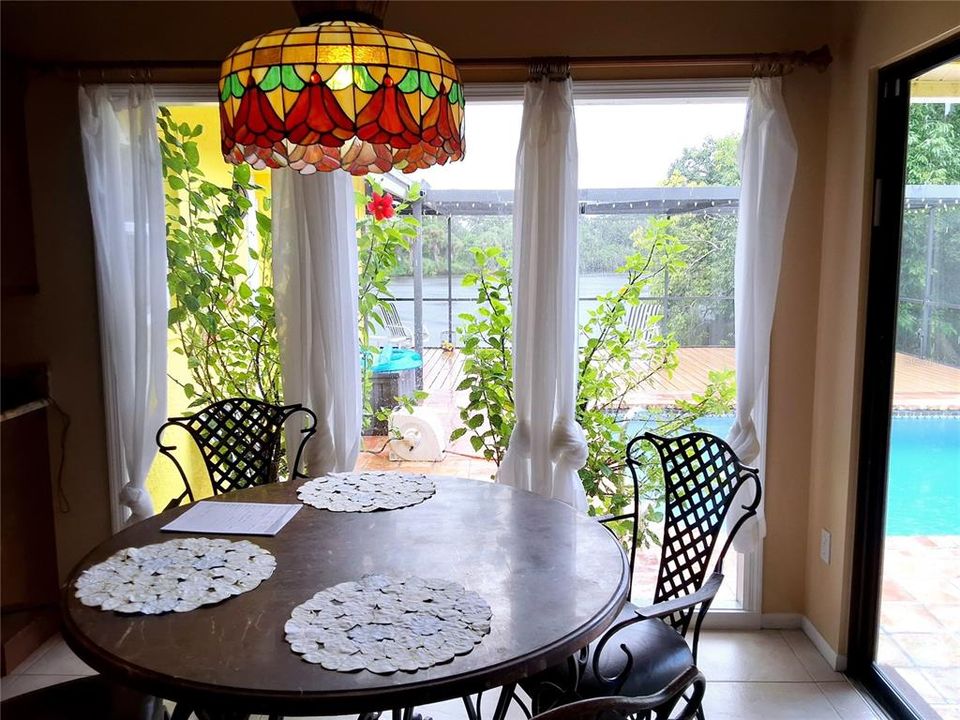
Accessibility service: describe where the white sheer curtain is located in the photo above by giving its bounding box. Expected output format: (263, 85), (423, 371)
(79, 85), (167, 530)
(272, 170), (361, 476)
(726, 77), (797, 550)
(497, 77), (588, 511)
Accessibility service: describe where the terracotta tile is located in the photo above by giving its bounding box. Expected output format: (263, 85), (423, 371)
(927, 603), (960, 628)
(880, 602), (945, 633)
(889, 632), (960, 668)
(923, 667), (960, 703)
(876, 633), (913, 668)
(883, 666), (945, 704)
(930, 705), (960, 720)
(881, 579), (917, 602)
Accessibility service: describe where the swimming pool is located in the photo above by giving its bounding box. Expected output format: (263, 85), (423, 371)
(632, 413), (960, 536)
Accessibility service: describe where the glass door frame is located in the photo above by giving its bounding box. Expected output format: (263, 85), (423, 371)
(848, 34), (960, 720)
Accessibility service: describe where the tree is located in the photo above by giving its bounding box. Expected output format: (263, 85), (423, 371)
(454, 221), (735, 547)
(907, 102), (960, 185)
(655, 134), (741, 346)
(663, 135), (740, 187)
(899, 102), (960, 366)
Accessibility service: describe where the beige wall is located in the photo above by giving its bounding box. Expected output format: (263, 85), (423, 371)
(1, 75), (115, 580)
(806, 2), (960, 657)
(2, 1), (955, 653)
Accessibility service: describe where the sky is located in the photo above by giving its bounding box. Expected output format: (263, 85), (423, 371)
(405, 99), (748, 190)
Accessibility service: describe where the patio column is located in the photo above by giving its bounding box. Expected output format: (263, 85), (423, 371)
(412, 196), (424, 389)
(920, 205), (936, 358)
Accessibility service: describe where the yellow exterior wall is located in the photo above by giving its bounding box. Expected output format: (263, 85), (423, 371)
(144, 104), (271, 511)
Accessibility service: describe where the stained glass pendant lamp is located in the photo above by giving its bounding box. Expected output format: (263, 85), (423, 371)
(219, 1), (465, 175)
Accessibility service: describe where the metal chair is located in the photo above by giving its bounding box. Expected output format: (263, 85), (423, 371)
(532, 668), (705, 720)
(0, 676), (167, 720)
(522, 431), (761, 719)
(156, 398), (317, 510)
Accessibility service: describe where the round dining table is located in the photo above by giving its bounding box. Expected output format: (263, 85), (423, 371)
(61, 476), (630, 718)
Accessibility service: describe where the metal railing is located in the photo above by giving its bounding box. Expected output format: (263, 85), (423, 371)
(382, 292), (736, 348)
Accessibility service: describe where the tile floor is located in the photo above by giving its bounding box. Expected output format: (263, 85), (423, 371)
(1, 629), (885, 719)
(878, 535), (960, 719)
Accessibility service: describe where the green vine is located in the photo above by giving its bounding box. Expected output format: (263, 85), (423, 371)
(454, 219), (735, 548)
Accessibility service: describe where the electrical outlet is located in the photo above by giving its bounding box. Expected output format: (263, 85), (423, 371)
(820, 529), (831, 565)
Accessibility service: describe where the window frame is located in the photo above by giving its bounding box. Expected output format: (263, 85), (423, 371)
(153, 79), (761, 624)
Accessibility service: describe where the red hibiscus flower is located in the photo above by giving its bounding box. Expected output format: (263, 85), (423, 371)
(366, 191), (394, 221)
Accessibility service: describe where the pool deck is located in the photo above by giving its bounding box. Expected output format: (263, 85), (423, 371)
(358, 347), (959, 477)
(878, 535), (960, 718)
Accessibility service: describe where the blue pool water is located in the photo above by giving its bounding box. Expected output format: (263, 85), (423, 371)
(882, 416), (960, 536)
(630, 414), (960, 536)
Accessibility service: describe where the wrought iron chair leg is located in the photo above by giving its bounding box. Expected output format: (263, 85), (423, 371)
(462, 694), (480, 720)
(170, 702), (193, 720)
(510, 689), (532, 719)
(490, 683), (516, 720)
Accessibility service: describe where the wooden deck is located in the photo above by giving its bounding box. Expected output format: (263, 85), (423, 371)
(357, 347), (959, 475)
(421, 347), (960, 410)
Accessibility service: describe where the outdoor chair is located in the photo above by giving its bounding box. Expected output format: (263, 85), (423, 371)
(0, 675), (167, 720)
(520, 431), (761, 720)
(369, 301), (429, 348)
(156, 398), (317, 510)
(626, 301), (662, 345)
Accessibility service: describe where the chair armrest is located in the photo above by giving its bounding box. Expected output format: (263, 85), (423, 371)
(632, 571), (724, 620)
(597, 512), (632, 524)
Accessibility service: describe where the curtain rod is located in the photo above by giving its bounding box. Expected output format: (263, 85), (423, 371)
(39, 45), (831, 79)
(459, 46), (832, 74)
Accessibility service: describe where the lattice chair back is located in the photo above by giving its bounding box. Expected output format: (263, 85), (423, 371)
(627, 431), (760, 636)
(156, 398), (317, 509)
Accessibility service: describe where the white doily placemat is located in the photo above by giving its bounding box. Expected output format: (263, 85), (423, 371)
(284, 574), (492, 673)
(297, 471), (436, 512)
(74, 537), (276, 615)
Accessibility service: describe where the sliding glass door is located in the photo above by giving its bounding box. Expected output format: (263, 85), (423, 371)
(851, 39), (960, 720)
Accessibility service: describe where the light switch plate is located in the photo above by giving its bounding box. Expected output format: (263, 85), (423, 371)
(820, 528), (831, 565)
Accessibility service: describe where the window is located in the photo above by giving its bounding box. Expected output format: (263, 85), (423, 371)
(146, 83), (759, 617)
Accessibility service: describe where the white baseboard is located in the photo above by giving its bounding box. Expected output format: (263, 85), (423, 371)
(701, 609), (761, 629)
(701, 610), (803, 630)
(701, 611), (845, 670)
(800, 616), (847, 671)
(761, 612), (803, 629)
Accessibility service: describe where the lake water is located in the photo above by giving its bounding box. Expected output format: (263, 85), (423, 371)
(386, 273), (628, 343)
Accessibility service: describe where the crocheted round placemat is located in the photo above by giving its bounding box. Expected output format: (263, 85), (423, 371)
(285, 574), (492, 673)
(74, 537), (276, 614)
(297, 471), (436, 512)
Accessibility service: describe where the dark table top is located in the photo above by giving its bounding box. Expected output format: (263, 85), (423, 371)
(61, 476), (629, 716)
